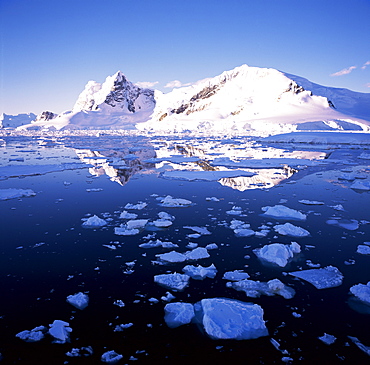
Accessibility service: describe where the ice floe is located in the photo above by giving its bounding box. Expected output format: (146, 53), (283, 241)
(318, 333), (336, 345)
(101, 350), (123, 363)
(227, 278), (295, 299)
(82, 215), (107, 228)
(261, 205), (306, 220)
(182, 264), (217, 280)
(66, 346), (93, 357)
(348, 336), (370, 356)
(223, 270), (250, 281)
(254, 242), (301, 267)
(0, 188), (36, 201)
(139, 239), (178, 249)
(164, 302), (195, 328)
(159, 195), (192, 207)
(298, 199), (324, 205)
(183, 226), (211, 235)
(357, 245), (370, 255)
(350, 282), (370, 305)
(16, 326), (46, 342)
(154, 273), (190, 291)
(226, 206), (243, 215)
(119, 210), (138, 219)
(351, 180), (370, 191)
(274, 222), (310, 237)
(124, 202), (147, 210)
(48, 320), (72, 344)
(155, 251), (187, 263)
(289, 266), (343, 289)
(66, 292), (89, 310)
(193, 298), (268, 340)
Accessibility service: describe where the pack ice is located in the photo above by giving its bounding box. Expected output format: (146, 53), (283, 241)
(261, 205), (306, 220)
(194, 298), (268, 340)
(0, 188), (36, 201)
(350, 282), (370, 305)
(254, 242), (301, 267)
(289, 266), (344, 289)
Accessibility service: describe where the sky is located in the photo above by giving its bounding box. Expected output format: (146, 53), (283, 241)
(0, 0), (369, 116)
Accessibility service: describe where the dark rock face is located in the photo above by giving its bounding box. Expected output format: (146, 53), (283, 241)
(104, 72), (155, 113)
(36, 111), (56, 122)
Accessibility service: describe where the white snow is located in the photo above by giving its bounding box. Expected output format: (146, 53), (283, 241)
(261, 205), (306, 220)
(154, 273), (190, 291)
(274, 222), (310, 237)
(82, 215), (107, 227)
(194, 298), (268, 340)
(66, 292), (89, 310)
(350, 282), (370, 305)
(289, 266), (343, 289)
(164, 302), (195, 328)
(182, 264), (217, 280)
(254, 242), (301, 267)
(48, 320), (72, 344)
(0, 188), (36, 201)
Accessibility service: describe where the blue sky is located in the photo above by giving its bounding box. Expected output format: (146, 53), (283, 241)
(1, 0), (369, 115)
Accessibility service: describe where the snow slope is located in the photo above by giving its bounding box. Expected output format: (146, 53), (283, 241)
(14, 65), (370, 135)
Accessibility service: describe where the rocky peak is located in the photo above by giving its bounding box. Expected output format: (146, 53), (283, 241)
(35, 111), (56, 122)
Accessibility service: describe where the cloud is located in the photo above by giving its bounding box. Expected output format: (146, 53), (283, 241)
(330, 66), (357, 77)
(164, 80), (192, 88)
(361, 61), (370, 70)
(135, 81), (159, 88)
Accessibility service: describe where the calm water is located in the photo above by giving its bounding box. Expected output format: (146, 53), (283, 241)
(0, 135), (370, 364)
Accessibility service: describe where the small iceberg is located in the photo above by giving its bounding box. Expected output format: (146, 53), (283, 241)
(351, 180), (370, 191)
(318, 333), (337, 345)
(357, 245), (370, 255)
(155, 251), (187, 263)
(261, 205), (306, 221)
(48, 320), (72, 344)
(164, 302), (195, 328)
(254, 242), (301, 267)
(0, 188), (36, 201)
(298, 200), (324, 205)
(182, 264), (217, 280)
(183, 226), (211, 236)
(66, 292), (89, 310)
(289, 266), (343, 289)
(350, 282), (370, 305)
(274, 223), (310, 237)
(101, 350), (123, 363)
(82, 215), (107, 228)
(16, 326), (46, 342)
(185, 247), (210, 260)
(119, 210), (138, 219)
(124, 202), (147, 210)
(154, 273), (190, 291)
(227, 278), (295, 299)
(193, 298), (268, 340)
(159, 195), (192, 207)
(139, 239), (178, 249)
(223, 270), (250, 281)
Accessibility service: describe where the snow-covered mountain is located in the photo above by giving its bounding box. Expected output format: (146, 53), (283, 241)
(14, 65), (370, 134)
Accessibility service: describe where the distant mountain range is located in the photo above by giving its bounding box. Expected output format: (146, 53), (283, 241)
(2, 65), (370, 135)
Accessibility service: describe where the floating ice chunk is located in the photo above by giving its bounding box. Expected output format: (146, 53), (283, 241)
(357, 245), (370, 255)
(164, 302), (195, 328)
(182, 264), (217, 280)
(86, 188), (103, 192)
(326, 218), (359, 230)
(139, 239), (178, 249)
(101, 350), (123, 363)
(289, 266), (343, 289)
(261, 205), (306, 221)
(330, 204), (345, 211)
(124, 202), (147, 210)
(306, 260), (321, 268)
(274, 223), (310, 237)
(114, 323), (133, 332)
(113, 300), (125, 307)
(226, 206), (243, 215)
(254, 242), (301, 267)
(351, 180), (370, 191)
(48, 320), (72, 344)
(66, 346), (93, 357)
(338, 173), (356, 181)
(228, 278), (295, 299)
(186, 242), (198, 249)
(234, 228), (255, 237)
(152, 219), (173, 228)
(114, 226), (139, 236)
(350, 282), (370, 305)
(0, 188), (36, 201)
(158, 211), (175, 221)
(119, 210), (138, 219)
(185, 247), (210, 260)
(348, 336), (370, 356)
(82, 215), (107, 228)
(126, 219), (148, 230)
(205, 243), (218, 250)
(154, 273), (190, 291)
(358, 152), (370, 159)
(230, 219), (250, 230)
(66, 292), (89, 310)
(16, 326), (46, 342)
(223, 270), (250, 281)
(183, 226), (211, 235)
(194, 298), (268, 340)
(298, 200), (324, 205)
(155, 251), (187, 263)
(160, 195), (192, 207)
(206, 197), (220, 202)
(161, 292), (176, 302)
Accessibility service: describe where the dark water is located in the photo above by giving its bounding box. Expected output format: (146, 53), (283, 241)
(0, 135), (370, 364)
